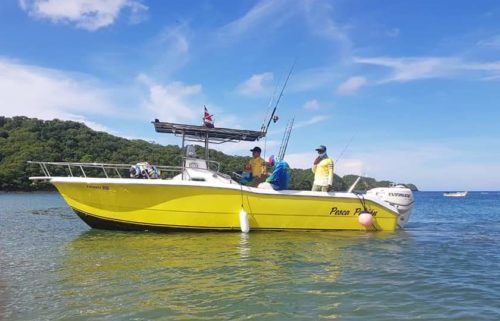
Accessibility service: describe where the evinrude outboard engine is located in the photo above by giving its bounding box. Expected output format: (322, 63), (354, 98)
(366, 185), (414, 229)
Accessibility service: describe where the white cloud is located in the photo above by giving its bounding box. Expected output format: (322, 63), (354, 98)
(354, 56), (500, 83)
(155, 24), (190, 55)
(144, 24), (192, 76)
(337, 76), (367, 95)
(236, 72), (274, 97)
(476, 35), (500, 48)
(19, 0), (148, 31)
(0, 57), (115, 130)
(286, 148), (358, 172)
(335, 159), (365, 177)
(482, 74), (500, 80)
(216, 0), (350, 51)
(268, 115), (329, 135)
(215, 114), (243, 129)
(303, 99), (320, 110)
(302, 99), (334, 110)
(386, 28), (400, 38)
(302, 0), (351, 50)
(287, 141), (500, 190)
(461, 61), (500, 72)
(137, 74), (203, 123)
(294, 115), (329, 129)
(217, 0), (290, 42)
(341, 135), (500, 190)
(285, 152), (315, 169)
(68, 116), (112, 133)
(285, 143), (456, 189)
(290, 66), (340, 92)
(355, 57), (459, 82)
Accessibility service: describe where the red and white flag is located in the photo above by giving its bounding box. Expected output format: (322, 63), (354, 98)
(203, 106), (214, 127)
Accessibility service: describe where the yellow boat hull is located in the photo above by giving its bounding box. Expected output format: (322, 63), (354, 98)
(52, 178), (399, 232)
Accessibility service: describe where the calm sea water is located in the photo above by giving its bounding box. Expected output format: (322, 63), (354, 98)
(0, 192), (499, 321)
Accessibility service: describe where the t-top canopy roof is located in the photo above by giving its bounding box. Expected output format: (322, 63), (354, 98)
(152, 120), (265, 143)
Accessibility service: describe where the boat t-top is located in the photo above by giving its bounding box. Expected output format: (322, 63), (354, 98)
(29, 116), (415, 232)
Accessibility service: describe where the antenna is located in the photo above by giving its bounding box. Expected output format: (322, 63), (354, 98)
(277, 117), (294, 160)
(262, 60), (296, 134)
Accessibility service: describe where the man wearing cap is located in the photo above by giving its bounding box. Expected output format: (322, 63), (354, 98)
(311, 145), (334, 192)
(246, 146), (266, 186)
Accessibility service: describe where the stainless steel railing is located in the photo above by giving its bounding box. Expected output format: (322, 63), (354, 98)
(28, 159), (223, 180)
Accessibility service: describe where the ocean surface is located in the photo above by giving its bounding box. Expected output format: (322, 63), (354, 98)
(0, 191), (499, 321)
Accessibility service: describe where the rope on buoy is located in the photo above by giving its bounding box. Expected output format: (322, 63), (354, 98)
(355, 193), (377, 231)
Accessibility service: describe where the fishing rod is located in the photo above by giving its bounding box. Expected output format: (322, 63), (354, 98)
(335, 132), (356, 165)
(335, 133), (365, 193)
(261, 75), (282, 132)
(277, 117), (295, 160)
(262, 61), (296, 135)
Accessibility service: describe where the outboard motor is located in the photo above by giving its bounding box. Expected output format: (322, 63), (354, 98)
(366, 184), (414, 229)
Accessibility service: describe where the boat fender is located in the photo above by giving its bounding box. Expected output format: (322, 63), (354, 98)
(239, 208), (250, 233)
(358, 212), (373, 227)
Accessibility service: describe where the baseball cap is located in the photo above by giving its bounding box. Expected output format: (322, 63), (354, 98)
(250, 146), (261, 153)
(315, 145), (327, 152)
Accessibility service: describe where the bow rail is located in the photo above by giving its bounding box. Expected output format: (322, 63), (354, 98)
(28, 160), (222, 180)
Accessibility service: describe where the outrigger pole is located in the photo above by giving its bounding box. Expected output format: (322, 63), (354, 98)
(262, 61), (296, 135)
(277, 117), (295, 160)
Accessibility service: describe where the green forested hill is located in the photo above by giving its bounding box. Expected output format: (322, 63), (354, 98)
(0, 116), (417, 191)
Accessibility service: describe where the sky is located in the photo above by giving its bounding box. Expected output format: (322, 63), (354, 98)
(1, 0), (500, 191)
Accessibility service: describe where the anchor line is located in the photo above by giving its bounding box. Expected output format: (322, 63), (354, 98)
(354, 192), (369, 213)
(239, 183), (244, 208)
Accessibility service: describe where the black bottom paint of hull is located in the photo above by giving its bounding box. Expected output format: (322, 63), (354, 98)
(72, 208), (230, 233)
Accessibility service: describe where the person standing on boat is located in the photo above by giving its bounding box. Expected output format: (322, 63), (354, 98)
(311, 145), (334, 192)
(247, 146), (266, 186)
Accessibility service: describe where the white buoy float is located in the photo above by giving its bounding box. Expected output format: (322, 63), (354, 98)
(358, 212), (374, 227)
(239, 208), (250, 233)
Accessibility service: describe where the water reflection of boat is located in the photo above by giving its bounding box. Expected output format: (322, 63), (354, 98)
(443, 191), (468, 197)
(29, 119), (414, 232)
(60, 230), (398, 318)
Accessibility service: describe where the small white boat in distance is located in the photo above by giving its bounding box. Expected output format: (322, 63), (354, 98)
(443, 191), (468, 197)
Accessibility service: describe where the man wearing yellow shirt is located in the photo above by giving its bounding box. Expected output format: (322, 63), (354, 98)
(311, 145), (334, 192)
(247, 146), (266, 186)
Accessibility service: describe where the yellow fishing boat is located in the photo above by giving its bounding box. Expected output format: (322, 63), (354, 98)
(29, 121), (414, 232)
